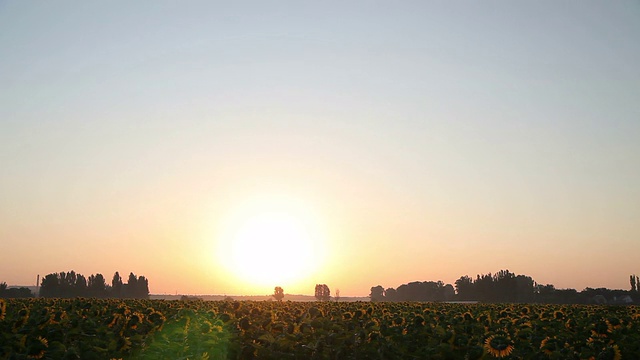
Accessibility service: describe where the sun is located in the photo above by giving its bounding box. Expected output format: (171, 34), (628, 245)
(215, 196), (326, 292)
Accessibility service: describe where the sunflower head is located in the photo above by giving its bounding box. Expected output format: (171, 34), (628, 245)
(565, 318), (576, 330)
(477, 313), (491, 324)
(238, 316), (251, 331)
(26, 336), (48, 359)
(365, 318), (380, 329)
(0, 299), (5, 321)
(308, 306), (323, 319)
(392, 316), (405, 326)
(366, 306), (374, 316)
(597, 344), (622, 360)
(127, 312), (143, 329)
(591, 320), (610, 338)
(484, 333), (515, 358)
(200, 320), (212, 334)
(367, 330), (381, 343)
(147, 311), (166, 330)
(462, 311), (474, 321)
(18, 307), (30, 319)
(116, 304), (131, 316)
(51, 310), (67, 324)
(553, 311), (565, 320)
(540, 336), (565, 357)
(606, 317), (621, 332)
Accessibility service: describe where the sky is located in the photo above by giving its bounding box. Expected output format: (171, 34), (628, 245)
(1, 1), (639, 296)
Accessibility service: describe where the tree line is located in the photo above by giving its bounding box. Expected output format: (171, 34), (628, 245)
(270, 284), (332, 302)
(39, 270), (149, 299)
(0, 282), (34, 298)
(371, 269), (640, 304)
(370, 281), (456, 302)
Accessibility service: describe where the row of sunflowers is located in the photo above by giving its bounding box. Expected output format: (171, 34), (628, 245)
(1, 298), (638, 359)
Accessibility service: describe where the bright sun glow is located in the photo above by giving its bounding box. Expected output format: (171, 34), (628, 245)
(215, 195), (326, 292)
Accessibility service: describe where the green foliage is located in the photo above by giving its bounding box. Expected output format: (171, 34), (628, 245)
(1, 299), (639, 359)
(314, 284), (330, 301)
(273, 287), (284, 302)
(38, 271), (149, 299)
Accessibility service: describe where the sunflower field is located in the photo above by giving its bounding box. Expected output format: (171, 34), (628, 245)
(1, 298), (639, 359)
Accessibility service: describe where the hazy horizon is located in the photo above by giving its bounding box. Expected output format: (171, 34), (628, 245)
(1, 2), (639, 297)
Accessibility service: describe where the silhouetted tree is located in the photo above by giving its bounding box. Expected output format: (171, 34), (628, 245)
(38, 270), (148, 299)
(123, 272), (138, 298)
(273, 286), (284, 302)
(455, 275), (475, 300)
(137, 275), (150, 299)
(0, 282), (33, 298)
(369, 285), (385, 302)
(315, 284), (330, 301)
(443, 284), (455, 301)
(40, 273), (60, 298)
(87, 273), (108, 298)
(60, 271), (75, 296)
(475, 273), (494, 302)
(391, 281), (452, 302)
(112, 272), (123, 298)
(372, 270), (639, 305)
(385, 287), (398, 301)
(514, 275), (535, 302)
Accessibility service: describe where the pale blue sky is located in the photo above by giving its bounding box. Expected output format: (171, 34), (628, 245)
(1, 2), (639, 295)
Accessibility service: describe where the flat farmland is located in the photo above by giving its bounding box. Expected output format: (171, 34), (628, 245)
(1, 298), (638, 359)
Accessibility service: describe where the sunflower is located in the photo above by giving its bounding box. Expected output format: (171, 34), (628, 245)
(0, 299), (5, 321)
(477, 313), (491, 324)
(392, 316), (405, 326)
(540, 337), (565, 357)
(26, 336), (48, 359)
(147, 310), (166, 330)
(212, 324), (224, 333)
(367, 330), (381, 343)
(484, 334), (515, 358)
(238, 317), (251, 331)
(107, 314), (122, 328)
(49, 310), (67, 325)
(200, 320), (212, 334)
(597, 344), (622, 360)
(13, 316), (28, 332)
(127, 312), (143, 329)
(18, 307), (30, 319)
(462, 311), (475, 322)
(553, 310), (565, 320)
(565, 318), (576, 330)
(591, 320), (610, 338)
(606, 318), (622, 332)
